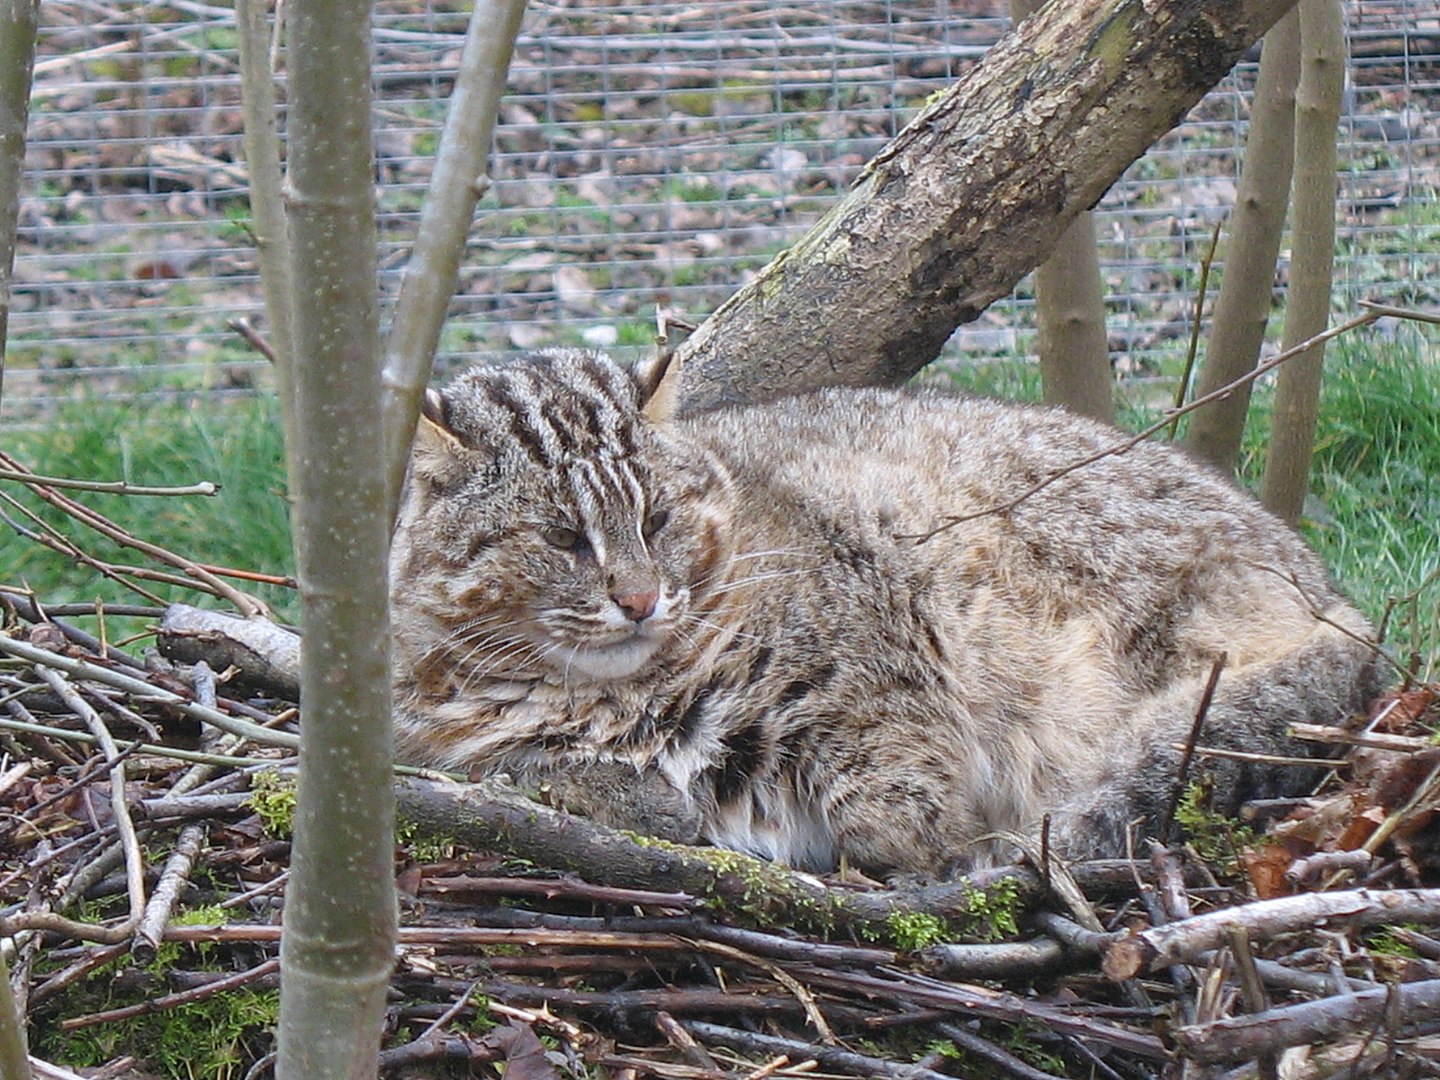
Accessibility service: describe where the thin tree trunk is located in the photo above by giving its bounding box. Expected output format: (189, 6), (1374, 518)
(1010, 0), (1114, 424)
(0, 0), (39, 412)
(235, 0), (297, 476)
(1185, 11), (1301, 471)
(1261, 0), (1345, 522)
(673, 0), (1303, 413)
(1035, 212), (1115, 422)
(275, 0), (396, 1074)
(380, 0), (529, 522)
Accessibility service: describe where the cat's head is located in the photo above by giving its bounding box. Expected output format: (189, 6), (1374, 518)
(391, 348), (736, 683)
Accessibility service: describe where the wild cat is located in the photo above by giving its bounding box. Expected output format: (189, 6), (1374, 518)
(389, 348), (1385, 875)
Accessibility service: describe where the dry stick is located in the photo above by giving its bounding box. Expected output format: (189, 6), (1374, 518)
(34, 667), (147, 932)
(655, 1010), (723, 1074)
(1166, 218), (1225, 441)
(132, 823), (207, 962)
(1289, 723), (1433, 753)
(683, 1021), (954, 1080)
(0, 635), (299, 750)
(801, 966), (1166, 1060)
(685, 937), (836, 1045)
(905, 302), (1440, 543)
(1157, 653), (1228, 845)
(1103, 888), (1440, 979)
(1173, 978), (1440, 1065)
(1225, 925), (1279, 1080)
(932, 1021), (1060, 1080)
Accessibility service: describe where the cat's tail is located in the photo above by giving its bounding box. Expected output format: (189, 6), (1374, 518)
(1048, 606), (1390, 858)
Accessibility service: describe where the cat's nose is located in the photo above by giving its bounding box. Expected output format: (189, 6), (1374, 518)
(613, 587), (659, 622)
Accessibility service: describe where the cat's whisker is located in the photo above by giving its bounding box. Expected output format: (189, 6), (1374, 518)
(681, 613), (764, 645)
(704, 567), (822, 594)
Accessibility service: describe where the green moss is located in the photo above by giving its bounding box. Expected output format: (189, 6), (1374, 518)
(955, 878), (1023, 942)
(246, 769), (297, 839)
(1174, 777), (1256, 871)
(32, 943), (278, 1079)
(884, 910), (951, 951)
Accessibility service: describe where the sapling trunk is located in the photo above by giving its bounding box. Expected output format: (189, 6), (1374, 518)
(1261, 0), (1345, 522)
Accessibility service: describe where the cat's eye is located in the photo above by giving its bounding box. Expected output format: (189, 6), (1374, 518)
(541, 525), (588, 553)
(642, 509), (670, 540)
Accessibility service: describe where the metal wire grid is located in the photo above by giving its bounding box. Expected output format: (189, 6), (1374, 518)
(4, 0), (1438, 420)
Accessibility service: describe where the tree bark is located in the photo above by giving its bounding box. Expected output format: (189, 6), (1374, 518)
(0, 0), (39, 411)
(673, 0), (1304, 412)
(1185, 11), (1300, 471)
(1261, 0), (1344, 522)
(275, 0), (396, 1074)
(1010, 0), (1115, 424)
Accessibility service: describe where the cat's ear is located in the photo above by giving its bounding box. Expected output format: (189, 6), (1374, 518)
(636, 350), (683, 424)
(410, 387), (469, 487)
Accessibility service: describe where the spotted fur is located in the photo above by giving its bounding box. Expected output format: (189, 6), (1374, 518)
(390, 348), (1386, 875)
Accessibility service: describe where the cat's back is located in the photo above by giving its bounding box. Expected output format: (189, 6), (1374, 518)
(687, 384), (1322, 588)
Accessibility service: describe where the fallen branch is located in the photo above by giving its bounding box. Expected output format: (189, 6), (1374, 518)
(1103, 888), (1440, 979)
(1173, 978), (1440, 1064)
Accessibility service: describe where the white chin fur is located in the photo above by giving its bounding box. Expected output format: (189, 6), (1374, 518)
(554, 635), (663, 681)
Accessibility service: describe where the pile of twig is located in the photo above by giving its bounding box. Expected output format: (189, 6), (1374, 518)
(2, 588), (1439, 1079)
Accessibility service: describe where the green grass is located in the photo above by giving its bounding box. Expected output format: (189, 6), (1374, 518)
(3, 394), (295, 625)
(4, 331), (1436, 669)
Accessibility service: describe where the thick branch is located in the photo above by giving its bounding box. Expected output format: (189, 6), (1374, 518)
(675, 0), (1301, 411)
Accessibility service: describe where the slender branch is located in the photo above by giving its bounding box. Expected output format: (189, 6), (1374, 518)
(1167, 219), (1224, 440)
(235, 0), (296, 389)
(0, 449), (266, 617)
(0, 467), (218, 497)
(381, 0), (529, 522)
(1157, 653), (1227, 844)
(0, 0), (39, 415)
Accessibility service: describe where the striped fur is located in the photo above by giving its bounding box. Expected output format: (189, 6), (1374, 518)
(390, 348), (1386, 875)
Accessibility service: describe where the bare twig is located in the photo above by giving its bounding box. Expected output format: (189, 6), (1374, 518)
(0, 449), (266, 617)
(1167, 218), (1225, 440)
(0, 467), (218, 497)
(683, 1021), (954, 1080)
(59, 958), (281, 1031)
(1158, 653), (1228, 844)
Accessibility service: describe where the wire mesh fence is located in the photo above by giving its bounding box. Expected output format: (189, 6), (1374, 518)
(5, 0), (1439, 422)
